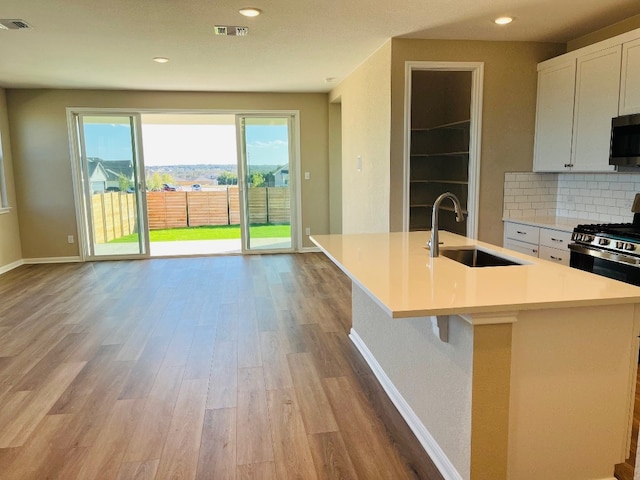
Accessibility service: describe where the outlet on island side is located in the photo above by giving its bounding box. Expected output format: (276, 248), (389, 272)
(67, 235), (74, 244)
(305, 227), (311, 236)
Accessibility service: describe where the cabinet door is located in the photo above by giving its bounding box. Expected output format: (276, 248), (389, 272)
(620, 38), (640, 115)
(533, 60), (576, 172)
(571, 46), (621, 171)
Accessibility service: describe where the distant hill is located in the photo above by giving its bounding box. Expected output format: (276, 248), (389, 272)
(146, 164), (283, 182)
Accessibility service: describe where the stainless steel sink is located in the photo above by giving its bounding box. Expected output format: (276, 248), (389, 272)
(440, 247), (524, 267)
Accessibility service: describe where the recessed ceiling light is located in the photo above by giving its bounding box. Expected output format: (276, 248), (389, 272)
(153, 57), (169, 63)
(494, 16), (513, 25)
(324, 77), (336, 84)
(239, 7), (261, 17)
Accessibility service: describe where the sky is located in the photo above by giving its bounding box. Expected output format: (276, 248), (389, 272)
(83, 122), (289, 166)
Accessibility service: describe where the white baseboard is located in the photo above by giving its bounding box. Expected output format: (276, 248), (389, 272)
(0, 259), (24, 276)
(349, 328), (463, 480)
(23, 256), (82, 264)
(299, 246), (321, 253)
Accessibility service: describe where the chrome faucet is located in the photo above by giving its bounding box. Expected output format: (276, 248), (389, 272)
(428, 192), (465, 257)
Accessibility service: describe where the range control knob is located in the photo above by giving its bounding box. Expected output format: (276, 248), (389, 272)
(617, 241), (625, 249)
(584, 235), (594, 243)
(625, 243), (636, 251)
(598, 238), (610, 246)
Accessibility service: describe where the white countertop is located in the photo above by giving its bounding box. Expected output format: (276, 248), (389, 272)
(311, 231), (640, 318)
(502, 216), (583, 232)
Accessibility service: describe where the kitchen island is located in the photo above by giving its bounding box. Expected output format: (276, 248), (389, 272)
(311, 231), (640, 480)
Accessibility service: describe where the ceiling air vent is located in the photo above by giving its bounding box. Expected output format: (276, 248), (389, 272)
(214, 25), (248, 36)
(0, 19), (32, 30)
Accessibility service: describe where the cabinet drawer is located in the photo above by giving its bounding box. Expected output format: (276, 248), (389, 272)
(504, 239), (539, 257)
(504, 223), (540, 244)
(539, 245), (570, 266)
(539, 228), (572, 249)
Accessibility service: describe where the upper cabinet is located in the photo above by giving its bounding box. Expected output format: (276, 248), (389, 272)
(533, 59), (575, 172)
(533, 45), (621, 172)
(620, 38), (640, 115)
(571, 46), (620, 172)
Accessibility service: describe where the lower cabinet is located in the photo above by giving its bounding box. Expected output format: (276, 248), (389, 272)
(503, 221), (572, 266)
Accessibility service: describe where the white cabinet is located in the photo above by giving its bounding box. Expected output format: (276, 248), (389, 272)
(534, 45), (621, 172)
(503, 222), (539, 258)
(620, 38), (640, 115)
(538, 228), (572, 266)
(533, 60), (576, 172)
(571, 46), (620, 172)
(503, 221), (572, 266)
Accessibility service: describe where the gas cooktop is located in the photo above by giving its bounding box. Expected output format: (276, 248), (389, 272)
(572, 222), (640, 254)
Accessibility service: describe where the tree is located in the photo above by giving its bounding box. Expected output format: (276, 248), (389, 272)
(217, 171), (238, 185)
(146, 172), (176, 191)
(117, 174), (132, 192)
(250, 172), (265, 188)
(146, 172), (162, 191)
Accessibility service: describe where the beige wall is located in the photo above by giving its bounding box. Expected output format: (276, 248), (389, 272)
(329, 41), (392, 234)
(568, 14), (640, 51)
(6, 89), (329, 258)
(0, 89), (23, 270)
(390, 39), (565, 245)
(328, 101), (342, 234)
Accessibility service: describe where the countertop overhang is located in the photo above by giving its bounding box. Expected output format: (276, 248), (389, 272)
(311, 231), (640, 318)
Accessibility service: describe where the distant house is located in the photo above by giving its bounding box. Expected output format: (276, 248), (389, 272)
(273, 164), (289, 187)
(87, 158), (134, 192)
(87, 160), (109, 193)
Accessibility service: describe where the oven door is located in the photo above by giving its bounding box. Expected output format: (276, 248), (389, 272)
(569, 244), (640, 286)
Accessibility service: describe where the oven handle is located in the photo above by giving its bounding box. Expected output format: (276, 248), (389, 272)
(568, 243), (640, 267)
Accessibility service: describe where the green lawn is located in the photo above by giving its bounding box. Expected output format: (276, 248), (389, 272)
(110, 224), (290, 243)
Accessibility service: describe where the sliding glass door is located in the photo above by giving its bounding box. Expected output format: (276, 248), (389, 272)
(236, 115), (295, 252)
(74, 113), (148, 259)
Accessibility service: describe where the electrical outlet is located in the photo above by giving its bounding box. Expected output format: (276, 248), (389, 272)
(356, 155), (362, 171)
(305, 227), (311, 236)
(304, 171), (310, 180)
(67, 235), (74, 244)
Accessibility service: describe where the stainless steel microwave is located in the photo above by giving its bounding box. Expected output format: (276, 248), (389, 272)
(610, 113), (640, 167)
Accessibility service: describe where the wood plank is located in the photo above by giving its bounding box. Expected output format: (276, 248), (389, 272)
(196, 408), (236, 480)
(116, 459), (160, 480)
(286, 352), (338, 435)
(48, 344), (123, 415)
(237, 462), (278, 480)
(300, 324), (350, 379)
(0, 361), (86, 448)
(236, 367), (274, 465)
(184, 325), (216, 380)
(118, 335), (171, 399)
(237, 310), (262, 369)
(155, 379), (208, 480)
(75, 398), (145, 480)
(161, 323), (197, 367)
(260, 331), (293, 390)
(123, 365), (184, 463)
(0, 412), (70, 480)
(323, 375), (414, 479)
(307, 431), (359, 480)
(56, 360), (135, 448)
(266, 388), (318, 480)
(206, 340), (238, 409)
(11, 332), (88, 391)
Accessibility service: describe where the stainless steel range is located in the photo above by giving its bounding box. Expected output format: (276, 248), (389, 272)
(569, 194), (640, 285)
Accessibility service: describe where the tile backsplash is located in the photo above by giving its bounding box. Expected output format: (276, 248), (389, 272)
(504, 171), (640, 223)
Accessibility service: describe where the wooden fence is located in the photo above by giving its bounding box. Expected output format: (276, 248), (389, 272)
(92, 191), (138, 243)
(91, 187), (290, 243)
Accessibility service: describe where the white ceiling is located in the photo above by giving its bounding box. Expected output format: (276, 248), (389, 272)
(1, 0), (640, 93)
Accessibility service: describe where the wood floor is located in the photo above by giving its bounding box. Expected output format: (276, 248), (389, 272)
(0, 253), (443, 480)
